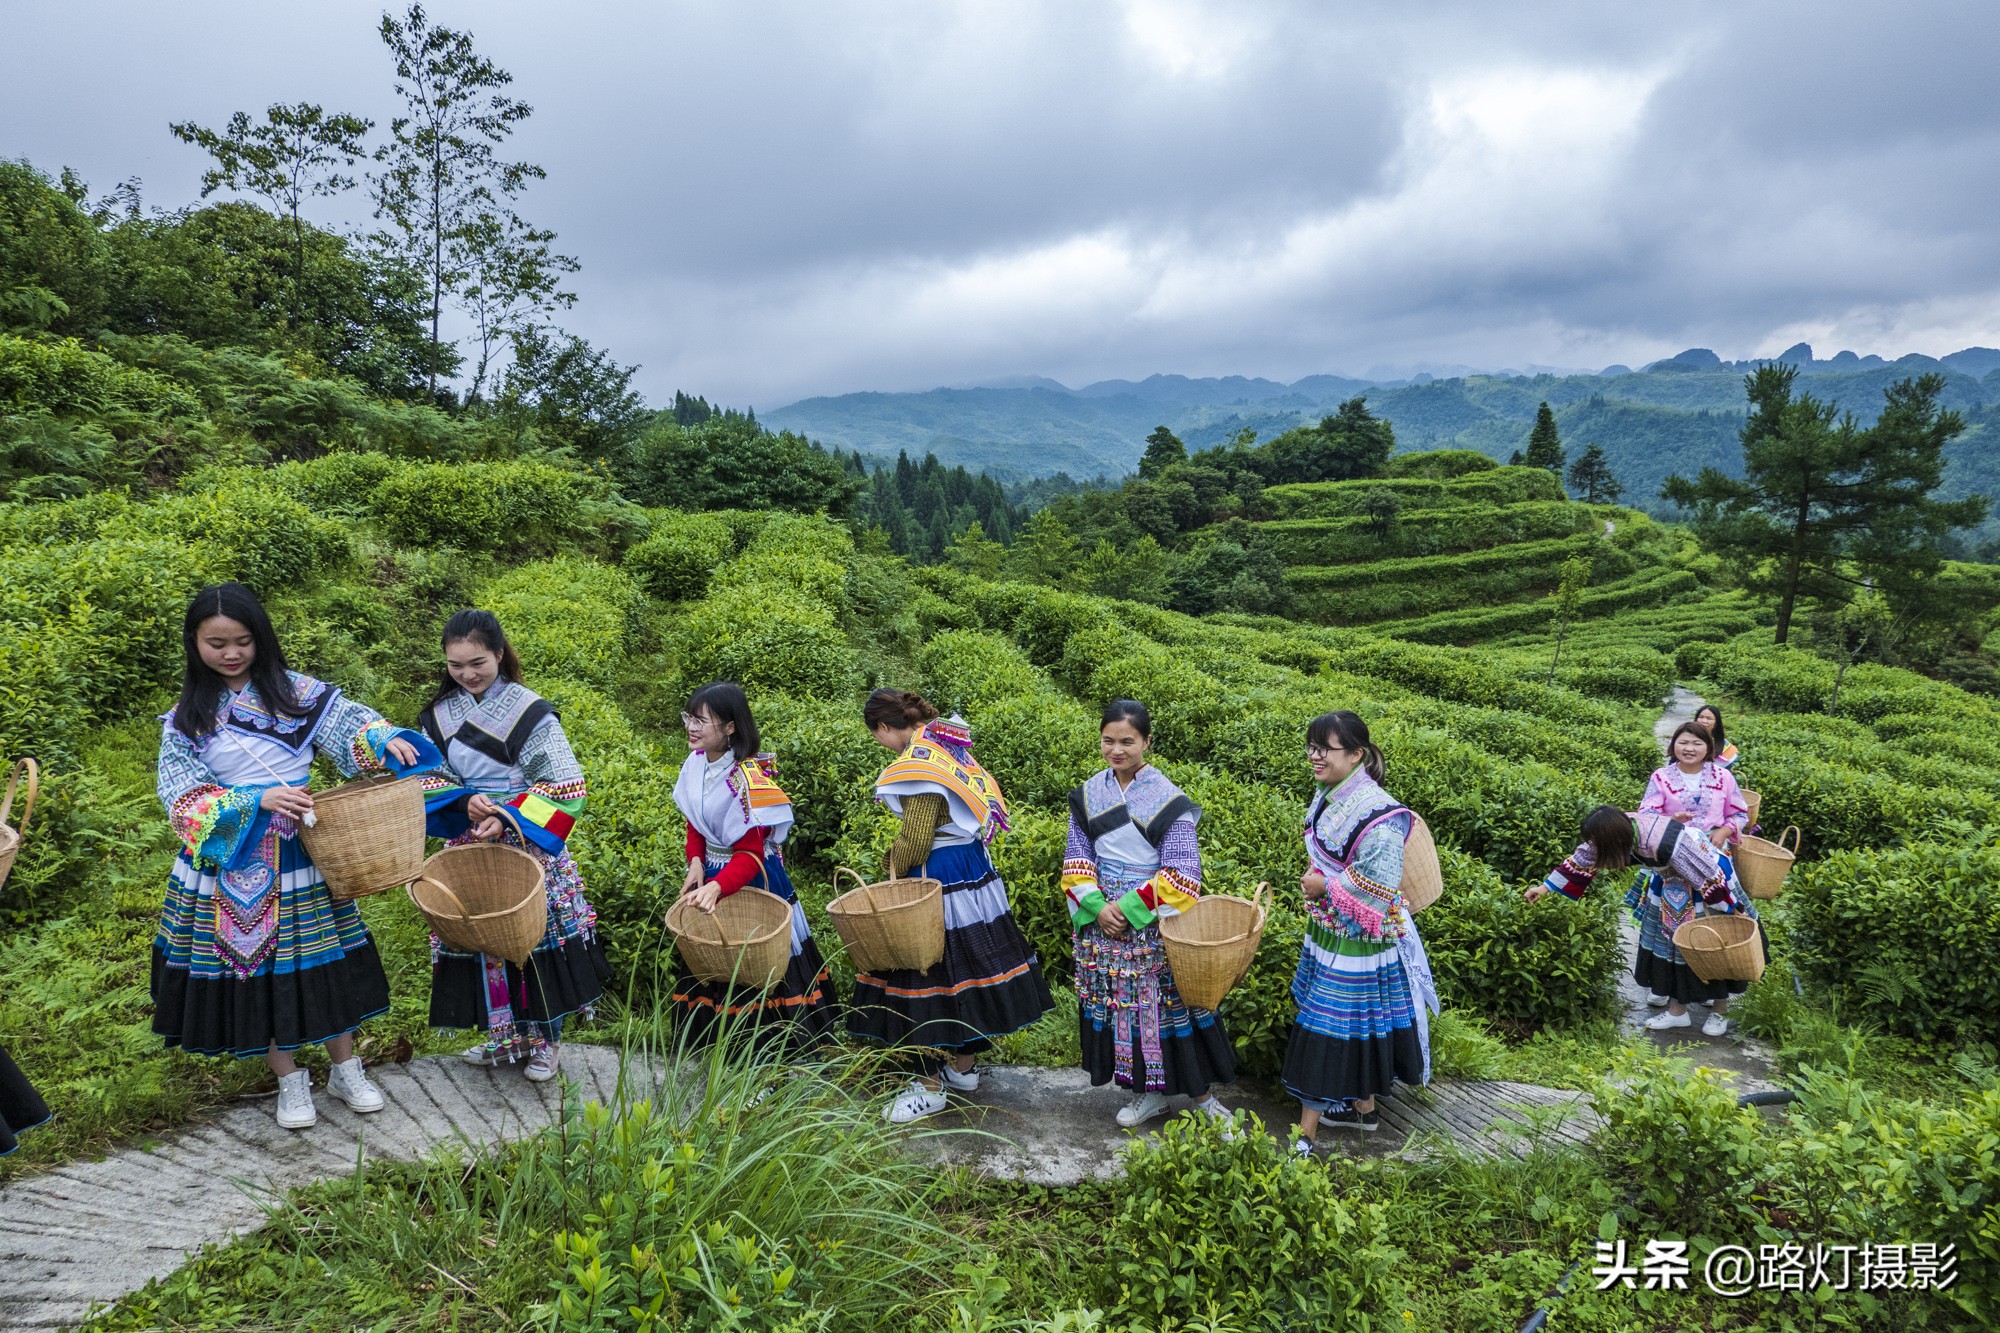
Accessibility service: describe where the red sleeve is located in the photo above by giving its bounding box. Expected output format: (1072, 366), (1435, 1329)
(711, 825), (767, 896)
(685, 823), (707, 862)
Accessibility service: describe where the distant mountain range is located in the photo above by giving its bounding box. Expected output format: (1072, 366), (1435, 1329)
(764, 344), (2000, 538)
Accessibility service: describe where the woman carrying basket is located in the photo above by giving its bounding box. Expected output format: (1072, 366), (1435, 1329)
(1525, 805), (1764, 1034)
(854, 689), (1053, 1124)
(669, 681), (836, 1051)
(417, 611), (610, 1083)
(1285, 712), (1439, 1152)
(1694, 705), (1738, 770)
(1631, 721), (1749, 1032)
(1065, 700), (1235, 1129)
(154, 583), (435, 1130)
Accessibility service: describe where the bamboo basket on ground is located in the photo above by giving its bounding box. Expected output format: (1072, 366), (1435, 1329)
(0, 758), (38, 893)
(1401, 814), (1443, 913)
(1158, 882), (1269, 1012)
(666, 887), (794, 991)
(1672, 914), (1766, 984)
(299, 773), (428, 900)
(408, 808), (549, 966)
(826, 866), (945, 973)
(1740, 788), (1763, 828)
(1734, 825), (1800, 901)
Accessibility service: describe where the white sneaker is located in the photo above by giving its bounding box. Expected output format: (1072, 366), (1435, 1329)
(938, 1062), (981, 1092)
(1702, 1013), (1730, 1038)
(1290, 1136), (1314, 1158)
(1644, 1010), (1692, 1031)
(1646, 992), (1671, 1007)
(275, 1070), (317, 1130)
(1195, 1096), (1241, 1140)
(325, 1058), (384, 1113)
(1116, 1090), (1170, 1128)
(884, 1080), (949, 1124)
(462, 1042), (503, 1067)
(525, 1042), (560, 1083)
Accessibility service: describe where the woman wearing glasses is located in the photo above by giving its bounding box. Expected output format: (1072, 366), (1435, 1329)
(1284, 711), (1439, 1154)
(669, 682), (836, 1050)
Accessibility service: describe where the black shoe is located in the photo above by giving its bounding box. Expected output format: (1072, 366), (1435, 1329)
(1322, 1108), (1380, 1132)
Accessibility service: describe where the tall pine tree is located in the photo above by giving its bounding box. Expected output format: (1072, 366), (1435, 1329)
(1565, 443), (1623, 503)
(1522, 402), (1565, 472)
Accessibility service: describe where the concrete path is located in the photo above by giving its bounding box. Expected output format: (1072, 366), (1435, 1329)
(912, 1067), (1599, 1184)
(0, 1045), (631, 1332)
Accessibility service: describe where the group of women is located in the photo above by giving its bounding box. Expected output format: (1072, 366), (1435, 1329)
(0, 580), (1750, 1160)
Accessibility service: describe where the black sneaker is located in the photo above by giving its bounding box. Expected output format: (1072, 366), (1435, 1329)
(1322, 1108), (1380, 1132)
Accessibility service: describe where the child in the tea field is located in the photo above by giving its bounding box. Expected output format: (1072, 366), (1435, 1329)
(850, 688), (1053, 1124)
(417, 610), (610, 1084)
(1284, 711), (1439, 1153)
(1527, 804), (1763, 1036)
(153, 583), (434, 1129)
(668, 681), (837, 1052)
(1065, 699), (1236, 1129)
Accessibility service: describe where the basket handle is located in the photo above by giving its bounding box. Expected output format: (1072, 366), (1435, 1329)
(833, 865), (868, 895)
(412, 876), (471, 922)
(1, 757), (37, 838)
(1777, 826), (1801, 855)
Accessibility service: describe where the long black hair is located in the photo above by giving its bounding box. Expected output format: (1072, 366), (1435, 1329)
(687, 680), (759, 760)
(1101, 699), (1152, 738)
(1306, 709), (1386, 784)
(431, 609), (525, 709)
(1581, 804), (1637, 873)
(174, 583), (303, 740)
(1694, 704), (1726, 749)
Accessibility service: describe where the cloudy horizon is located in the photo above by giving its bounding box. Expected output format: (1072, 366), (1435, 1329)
(7, 0), (1999, 409)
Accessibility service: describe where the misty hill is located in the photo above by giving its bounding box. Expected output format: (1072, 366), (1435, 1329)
(765, 348), (2000, 531)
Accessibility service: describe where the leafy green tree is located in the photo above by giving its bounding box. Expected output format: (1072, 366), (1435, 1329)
(0, 162), (111, 336)
(1253, 397), (1393, 485)
(1006, 508), (1082, 587)
(498, 328), (642, 458)
(1565, 442), (1622, 503)
(1166, 521), (1288, 616)
(168, 103), (372, 319)
(456, 210), (577, 399)
(1663, 366), (1987, 644)
(1522, 401), (1565, 473)
(1079, 534), (1171, 605)
(1816, 590), (1898, 715)
(945, 519), (1006, 579)
(620, 415), (858, 515)
(1545, 554), (1591, 683)
(1358, 487), (1402, 538)
(1138, 424), (1187, 478)
(372, 3), (553, 396)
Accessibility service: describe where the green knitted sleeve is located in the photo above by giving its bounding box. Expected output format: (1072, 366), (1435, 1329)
(890, 793), (948, 876)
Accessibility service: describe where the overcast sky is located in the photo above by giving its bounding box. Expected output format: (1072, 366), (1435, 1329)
(7, 1), (1999, 406)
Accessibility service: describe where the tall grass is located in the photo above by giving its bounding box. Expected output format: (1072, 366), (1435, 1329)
(97, 1000), (971, 1331)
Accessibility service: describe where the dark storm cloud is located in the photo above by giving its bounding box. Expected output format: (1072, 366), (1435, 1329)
(5, 1), (1998, 404)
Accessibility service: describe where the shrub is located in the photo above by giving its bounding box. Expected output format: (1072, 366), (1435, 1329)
(1103, 1112), (1404, 1328)
(479, 557), (639, 690)
(912, 630), (1050, 719)
(107, 475), (347, 589)
(710, 512), (852, 614)
(1382, 448), (1498, 478)
(369, 460), (628, 556)
(1260, 500), (1590, 566)
(1420, 847), (1624, 1030)
(622, 509), (734, 602)
(1785, 838), (2000, 1041)
(1593, 1051), (1770, 1237)
(754, 692), (887, 865)
(672, 586), (856, 702)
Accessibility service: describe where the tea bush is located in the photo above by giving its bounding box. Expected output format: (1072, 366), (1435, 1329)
(369, 459), (632, 556)
(1260, 499), (1591, 565)
(620, 509), (734, 602)
(1785, 838), (2000, 1041)
(1593, 1051), (1770, 1237)
(1103, 1112), (1404, 1329)
(1262, 465), (1564, 520)
(479, 557), (639, 690)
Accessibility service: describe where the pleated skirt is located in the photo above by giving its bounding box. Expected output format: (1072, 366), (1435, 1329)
(1628, 858), (1768, 1005)
(846, 841), (1053, 1051)
(1075, 923), (1236, 1097)
(1282, 923), (1425, 1107)
(151, 840), (391, 1058)
(670, 852), (838, 1054)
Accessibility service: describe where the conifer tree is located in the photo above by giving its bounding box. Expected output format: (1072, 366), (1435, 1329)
(1522, 402), (1565, 472)
(1138, 425), (1187, 478)
(1565, 443), (1623, 503)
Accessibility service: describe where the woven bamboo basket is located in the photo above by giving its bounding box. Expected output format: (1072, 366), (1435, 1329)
(0, 757), (38, 893)
(1401, 814), (1443, 913)
(1734, 825), (1799, 901)
(1672, 913), (1766, 984)
(299, 773), (428, 900)
(1741, 788), (1762, 828)
(1158, 882), (1268, 1012)
(826, 866), (945, 973)
(408, 809), (549, 965)
(666, 887), (794, 991)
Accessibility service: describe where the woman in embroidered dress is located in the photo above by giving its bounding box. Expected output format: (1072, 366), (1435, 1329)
(154, 583), (433, 1130)
(1629, 721), (1749, 1031)
(852, 689), (1054, 1124)
(1527, 804), (1764, 1036)
(418, 611), (610, 1084)
(1284, 711), (1439, 1152)
(669, 681), (837, 1051)
(1066, 700), (1235, 1129)
(1694, 705), (1738, 770)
